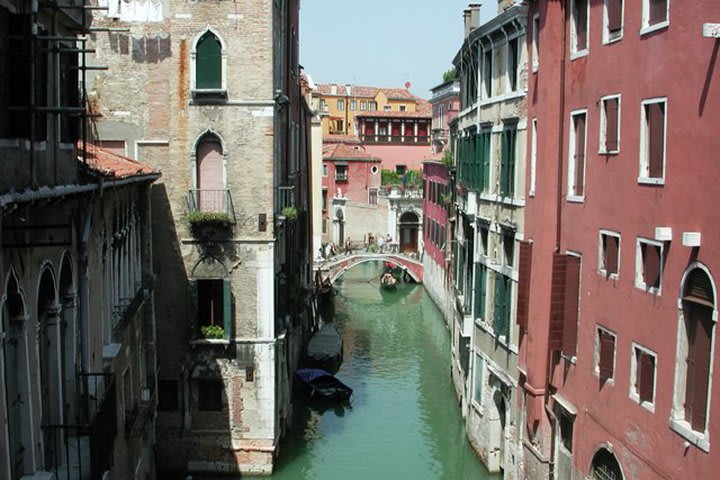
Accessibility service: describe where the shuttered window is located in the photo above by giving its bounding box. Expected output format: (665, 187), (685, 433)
(196, 31), (222, 90)
(601, 233), (619, 276)
(500, 127), (517, 197)
(508, 38), (519, 92)
(634, 348), (656, 404)
(550, 253), (568, 350)
(473, 354), (484, 403)
(483, 50), (492, 98)
(573, 0), (588, 52)
(562, 255), (581, 357)
(603, 97), (619, 153)
(598, 329), (615, 381)
(189, 278), (232, 340)
(494, 273), (511, 340)
(648, 0), (667, 26)
(474, 264), (487, 320)
(607, 0), (623, 33)
(641, 242), (661, 289)
(516, 241), (532, 331)
(647, 102), (665, 178)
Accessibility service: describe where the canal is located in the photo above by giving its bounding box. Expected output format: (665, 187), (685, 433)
(261, 261), (497, 480)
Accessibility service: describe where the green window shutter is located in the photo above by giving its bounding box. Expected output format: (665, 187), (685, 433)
(474, 264), (486, 319)
(500, 132), (509, 195)
(223, 279), (232, 340)
(188, 279), (198, 329)
(474, 353), (483, 403)
(482, 132), (490, 192)
(196, 32), (222, 89)
(504, 276), (512, 338)
(494, 273), (507, 338)
(508, 129), (516, 196)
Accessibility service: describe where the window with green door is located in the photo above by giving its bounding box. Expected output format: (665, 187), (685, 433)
(195, 30), (223, 92)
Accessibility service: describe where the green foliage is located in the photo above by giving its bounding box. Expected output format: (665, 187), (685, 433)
(281, 206), (299, 220)
(381, 169), (423, 188)
(201, 325), (225, 339)
(443, 68), (458, 83)
(441, 149), (454, 168)
(187, 210), (230, 224)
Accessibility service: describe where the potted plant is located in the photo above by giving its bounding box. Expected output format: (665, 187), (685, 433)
(281, 206), (299, 220)
(201, 325), (225, 339)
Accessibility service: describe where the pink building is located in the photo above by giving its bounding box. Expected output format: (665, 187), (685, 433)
(429, 79), (460, 154)
(521, 2), (720, 479)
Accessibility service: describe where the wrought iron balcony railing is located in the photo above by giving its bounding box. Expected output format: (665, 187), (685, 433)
(278, 185), (296, 210)
(41, 373), (117, 480)
(187, 189), (236, 224)
(335, 173), (348, 182)
(112, 277), (154, 332)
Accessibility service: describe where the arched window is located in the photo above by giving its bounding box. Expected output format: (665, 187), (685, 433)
(195, 134), (225, 212)
(590, 448), (623, 480)
(192, 28), (226, 94)
(672, 266), (716, 448)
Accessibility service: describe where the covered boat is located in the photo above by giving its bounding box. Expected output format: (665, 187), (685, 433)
(295, 368), (353, 401)
(380, 272), (398, 290)
(306, 324), (343, 368)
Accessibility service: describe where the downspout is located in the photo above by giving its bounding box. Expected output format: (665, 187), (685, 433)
(546, 401), (558, 480)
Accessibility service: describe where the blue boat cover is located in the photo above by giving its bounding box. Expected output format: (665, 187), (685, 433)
(296, 368), (332, 383)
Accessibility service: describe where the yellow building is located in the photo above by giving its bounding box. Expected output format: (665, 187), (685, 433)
(314, 84), (425, 136)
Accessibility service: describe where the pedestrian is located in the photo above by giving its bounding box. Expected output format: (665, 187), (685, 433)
(378, 234), (385, 252)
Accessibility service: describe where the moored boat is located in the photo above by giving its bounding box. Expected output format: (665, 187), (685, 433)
(306, 323), (343, 368)
(380, 272), (398, 290)
(295, 368), (353, 401)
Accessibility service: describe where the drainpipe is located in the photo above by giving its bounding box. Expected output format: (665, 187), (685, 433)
(555, 1), (568, 252)
(545, 401), (557, 480)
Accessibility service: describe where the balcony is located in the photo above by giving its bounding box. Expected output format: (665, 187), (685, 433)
(360, 134), (431, 145)
(187, 189), (236, 225)
(278, 185), (296, 211)
(125, 379), (156, 438)
(335, 172), (348, 182)
(112, 277), (153, 332)
(41, 373), (117, 480)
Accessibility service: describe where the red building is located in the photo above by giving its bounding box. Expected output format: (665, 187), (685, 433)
(429, 79), (460, 154)
(521, 1), (720, 479)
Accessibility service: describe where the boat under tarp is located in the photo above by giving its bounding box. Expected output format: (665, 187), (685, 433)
(306, 324), (343, 367)
(295, 368), (353, 401)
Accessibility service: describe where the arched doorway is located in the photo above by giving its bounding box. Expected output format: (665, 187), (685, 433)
(590, 447), (623, 480)
(37, 267), (61, 470)
(399, 211), (419, 253)
(335, 208), (345, 246)
(196, 134), (224, 212)
(3, 273), (32, 479)
(58, 254), (78, 427)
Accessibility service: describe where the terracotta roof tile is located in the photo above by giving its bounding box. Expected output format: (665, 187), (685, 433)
(322, 143), (381, 162)
(324, 134), (361, 144)
(316, 84), (380, 98)
(79, 142), (159, 179)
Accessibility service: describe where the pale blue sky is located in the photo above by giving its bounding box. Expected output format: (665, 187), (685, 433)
(300, 0), (495, 99)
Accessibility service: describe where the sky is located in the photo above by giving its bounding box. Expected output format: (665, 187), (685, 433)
(300, 0), (495, 99)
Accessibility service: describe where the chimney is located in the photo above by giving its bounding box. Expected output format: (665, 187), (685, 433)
(330, 84), (337, 95)
(463, 9), (472, 38)
(469, 4), (482, 30)
(346, 84), (352, 96)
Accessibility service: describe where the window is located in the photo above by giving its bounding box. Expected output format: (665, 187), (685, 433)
(529, 119), (537, 196)
(369, 101), (377, 111)
(350, 99), (357, 111)
(599, 96), (620, 154)
(195, 30), (223, 91)
(603, 0), (624, 43)
(571, 0), (589, 57)
(642, 0), (669, 33)
(396, 165), (407, 177)
(189, 278), (231, 340)
(493, 273), (512, 341)
(568, 111), (587, 200)
(532, 14), (540, 72)
(557, 404), (575, 453)
(507, 37), (519, 92)
(502, 229), (515, 268)
(630, 344), (657, 410)
(595, 327), (616, 382)
(198, 379), (223, 412)
(478, 223), (489, 257)
(635, 238), (663, 293)
(599, 230), (620, 277)
(399, 105), (407, 112)
(158, 380), (179, 411)
(474, 264), (487, 321)
(321, 188), (327, 210)
(562, 254), (581, 358)
(384, 104), (392, 111)
(500, 126), (517, 197)
(322, 164), (328, 177)
(473, 353), (484, 405)
(320, 99), (327, 111)
(369, 188), (378, 206)
(360, 100), (367, 111)
(670, 268), (716, 450)
(335, 164), (348, 181)
(482, 49), (493, 98)
(337, 99), (345, 111)
(639, 99), (666, 183)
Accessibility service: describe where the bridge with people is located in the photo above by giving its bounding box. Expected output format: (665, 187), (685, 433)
(317, 251), (424, 285)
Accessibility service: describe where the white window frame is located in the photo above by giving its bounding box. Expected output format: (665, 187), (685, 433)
(472, 352), (485, 411)
(567, 109), (588, 202)
(598, 229), (621, 279)
(322, 164), (328, 177)
(368, 188), (378, 206)
(350, 99), (357, 111)
(635, 237), (664, 295)
(599, 94), (621, 154)
(638, 97), (667, 184)
(337, 99), (345, 111)
(190, 27), (228, 95)
(641, 0), (670, 36)
(482, 45), (494, 100)
(320, 99), (327, 111)
(602, 0), (624, 44)
(570, 0), (590, 59)
(505, 36), (520, 94)
(532, 13), (540, 72)
(670, 262), (716, 452)
(629, 343), (658, 412)
(529, 118), (537, 196)
(360, 100), (367, 111)
(594, 326), (617, 383)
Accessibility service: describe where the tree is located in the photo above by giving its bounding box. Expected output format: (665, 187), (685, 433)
(443, 68), (457, 83)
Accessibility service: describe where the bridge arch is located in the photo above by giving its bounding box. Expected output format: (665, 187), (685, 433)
(323, 254), (423, 285)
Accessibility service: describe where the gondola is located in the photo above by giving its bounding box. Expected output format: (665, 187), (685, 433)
(380, 272), (398, 290)
(295, 368), (353, 401)
(306, 323), (343, 369)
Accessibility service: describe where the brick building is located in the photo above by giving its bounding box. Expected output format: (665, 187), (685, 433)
(88, 0), (313, 475)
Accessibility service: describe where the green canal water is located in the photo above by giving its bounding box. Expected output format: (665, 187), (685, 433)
(260, 261), (497, 480)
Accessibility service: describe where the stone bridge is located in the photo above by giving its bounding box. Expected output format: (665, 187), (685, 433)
(317, 253), (424, 284)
